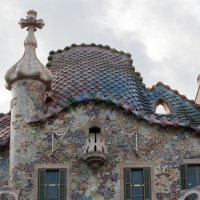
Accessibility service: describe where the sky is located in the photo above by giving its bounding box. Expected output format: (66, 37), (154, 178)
(0, 0), (200, 113)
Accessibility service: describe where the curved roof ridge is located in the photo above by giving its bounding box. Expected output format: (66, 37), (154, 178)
(46, 43), (133, 68)
(46, 44), (153, 115)
(146, 82), (200, 128)
(24, 43), (200, 131)
(147, 81), (198, 108)
(0, 112), (11, 149)
(46, 43), (148, 101)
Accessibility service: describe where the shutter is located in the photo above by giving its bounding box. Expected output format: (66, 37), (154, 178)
(180, 164), (188, 190)
(143, 168), (151, 200)
(197, 166), (200, 186)
(39, 170), (46, 200)
(124, 169), (131, 200)
(59, 170), (66, 200)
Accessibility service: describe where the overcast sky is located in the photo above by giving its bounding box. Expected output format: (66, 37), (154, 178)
(0, 0), (200, 113)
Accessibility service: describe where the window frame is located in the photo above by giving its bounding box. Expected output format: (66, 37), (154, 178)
(181, 159), (200, 190)
(35, 164), (70, 200)
(154, 99), (172, 115)
(120, 162), (155, 200)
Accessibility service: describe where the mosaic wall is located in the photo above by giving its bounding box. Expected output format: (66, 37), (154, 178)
(13, 80), (46, 115)
(0, 147), (9, 183)
(7, 101), (200, 199)
(9, 79), (46, 198)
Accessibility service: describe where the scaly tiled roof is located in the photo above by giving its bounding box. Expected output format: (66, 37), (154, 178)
(2, 44), (200, 149)
(0, 113), (10, 149)
(47, 44), (153, 116)
(147, 83), (200, 129)
(44, 44), (200, 130)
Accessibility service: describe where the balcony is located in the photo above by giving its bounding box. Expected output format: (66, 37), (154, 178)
(82, 131), (108, 169)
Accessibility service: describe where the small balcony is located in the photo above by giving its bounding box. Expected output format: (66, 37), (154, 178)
(82, 128), (108, 169)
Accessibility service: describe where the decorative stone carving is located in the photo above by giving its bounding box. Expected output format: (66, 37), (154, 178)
(196, 125), (200, 134)
(172, 117), (180, 128)
(160, 116), (169, 127)
(149, 114), (156, 125)
(82, 132), (108, 169)
(178, 186), (200, 200)
(5, 10), (53, 91)
(0, 186), (20, 200)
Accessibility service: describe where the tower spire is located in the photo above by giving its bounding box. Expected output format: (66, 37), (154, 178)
(5, 10), (53, 91)
(5, 12), (52, 195)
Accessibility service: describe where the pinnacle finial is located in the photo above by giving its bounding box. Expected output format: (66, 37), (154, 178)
(27, 9), (37, 19)
(5, 10), (53, 91)
(18, 9), (45, 30)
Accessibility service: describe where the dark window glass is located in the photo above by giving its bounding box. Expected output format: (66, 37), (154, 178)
(89, 127), (100, 133)
(180, 165), (200, 200)
(38, 169), (66, 200)
(124, 168), (151, 200)
(188, 167), (196, 188)
(132, 169), (144, 199)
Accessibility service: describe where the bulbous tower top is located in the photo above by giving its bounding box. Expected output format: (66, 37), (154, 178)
(5, 10), (53, 91)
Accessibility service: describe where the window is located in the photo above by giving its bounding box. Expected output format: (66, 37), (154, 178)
(155, 99), (171, 114)
(180, 161), (200, 200)
(124, 168), (151, 200)
(120, 163), (154, 200)
(35, 164), (70, 200)
(181, 164), (200, 189)
(89, 126), (101, 134)
(38, 169), (66, 200)
(155, 105), (166, 114)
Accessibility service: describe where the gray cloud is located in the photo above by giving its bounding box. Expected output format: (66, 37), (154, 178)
(1, 0), (200, 112)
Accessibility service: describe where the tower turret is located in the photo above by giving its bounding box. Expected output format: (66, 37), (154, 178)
(5, 9), (52, 92)
(196, 75), (200, 103)
(4, 10), (53, 195)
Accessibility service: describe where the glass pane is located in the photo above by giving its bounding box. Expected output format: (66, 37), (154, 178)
(47, 171), (58, 185)
(134, 197), (144, 200)
(46, 186), (58, 197)
(47, 199), (58, 200)
(132, 170), (143, 184)
(133, 186), (143, 196)
(46, 171), (59, 199)
(188, 167), (197, 188)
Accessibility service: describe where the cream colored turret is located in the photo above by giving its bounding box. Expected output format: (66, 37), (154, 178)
(5, 9), (52, 91)
(4, 10), (52, 197)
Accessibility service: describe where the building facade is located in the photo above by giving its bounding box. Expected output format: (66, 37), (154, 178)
(0, 10), (200, 200)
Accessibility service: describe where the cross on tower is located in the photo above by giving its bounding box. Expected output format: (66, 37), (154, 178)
(18, 9), (45, 31)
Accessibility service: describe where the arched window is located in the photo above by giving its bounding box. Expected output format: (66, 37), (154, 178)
(89, 127), (101, 134)
(155, 99), (171, 114)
